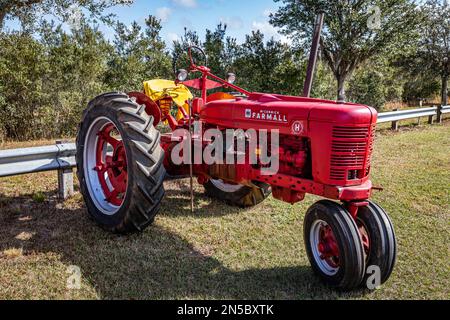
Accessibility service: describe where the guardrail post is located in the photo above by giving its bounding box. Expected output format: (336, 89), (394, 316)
(436, 105), (443, 123)
(56, 140), (74, 200)
(391, 109), (399, 131)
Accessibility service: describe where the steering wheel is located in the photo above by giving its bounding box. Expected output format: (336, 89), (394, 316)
(173, 45), (208, 76)
(188, 46), (208, 68)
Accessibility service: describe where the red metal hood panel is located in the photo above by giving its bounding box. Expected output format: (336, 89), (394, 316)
(200, 93), (377, 132)
(308, 102), (376, 124)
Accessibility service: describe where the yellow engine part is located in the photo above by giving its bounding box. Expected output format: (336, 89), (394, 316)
(143, 79), (193, 121)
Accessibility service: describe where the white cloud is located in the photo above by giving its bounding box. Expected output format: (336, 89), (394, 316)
(172, 0), (197, 8)
(263, 9), (275, 18)
(220, 16), (244, 30)
(167, 32), (180, 43)
(252, 21), (291, 44)
(156, 7), (172, 23)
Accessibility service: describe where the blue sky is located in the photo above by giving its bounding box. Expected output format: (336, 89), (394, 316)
(6, 0), (289, 47)
(5, 0), (285, 45)
(103, 0), (285, 45)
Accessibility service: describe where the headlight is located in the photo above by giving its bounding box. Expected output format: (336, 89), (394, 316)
(177, 69), (188, 82)
(226, 73), (236, 84)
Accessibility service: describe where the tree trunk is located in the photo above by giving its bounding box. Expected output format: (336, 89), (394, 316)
(0, 10), (6, 30)
(442, 75), (448, 107)
(337, 74), (347, 102)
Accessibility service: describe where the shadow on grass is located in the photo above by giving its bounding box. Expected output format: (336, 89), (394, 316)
(0, 191), (368, 300)
(160, 180), (246, 218)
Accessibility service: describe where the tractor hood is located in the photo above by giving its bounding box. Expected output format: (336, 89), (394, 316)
(200, 93), (378, 135)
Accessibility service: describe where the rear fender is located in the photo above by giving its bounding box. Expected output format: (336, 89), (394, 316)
(128, 92), (162, 126)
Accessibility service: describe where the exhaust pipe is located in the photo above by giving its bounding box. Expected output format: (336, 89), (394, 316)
(303, 13), (324, 98)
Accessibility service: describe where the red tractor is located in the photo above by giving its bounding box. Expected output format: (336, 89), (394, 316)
(76, 43), (396, 291)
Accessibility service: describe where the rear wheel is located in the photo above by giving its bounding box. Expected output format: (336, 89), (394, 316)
(76, 92), (166, 234)
(304, 200), (366, 290)
(204, 179), (271, 208)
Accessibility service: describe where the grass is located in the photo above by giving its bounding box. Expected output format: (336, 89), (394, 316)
(0, 122), (449, 300)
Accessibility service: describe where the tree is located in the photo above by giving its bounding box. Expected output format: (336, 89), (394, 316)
(203, 23), (230, 79)
(393, 0), (449, 106)
(203, 23), (244, 80)
(0, 32), (49, 139)
(0, 18), (111, 140)
(233, 30), (304, 95)
(40, 21), (111, 137)
(105, 16), (172, 91)
(0, 0), (125, 30)
(172, 27), (202, 75)
(270, 0), (418, 101)
(420, 0), (449, 106)
(347, 56), (404, 109)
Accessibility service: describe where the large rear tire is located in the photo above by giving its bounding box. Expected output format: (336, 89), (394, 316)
(76, 92), (166, 234)
(204, 179), (271, 208)
(304, 200), (366, 291)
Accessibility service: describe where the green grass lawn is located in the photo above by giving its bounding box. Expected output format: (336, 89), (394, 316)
(0, 122), (449, 300)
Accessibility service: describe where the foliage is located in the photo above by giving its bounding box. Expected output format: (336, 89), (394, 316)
(0, 1), (446, 140)
(270, 0), (419, 101)
(419, 0), (450, 80)
(232, 31), (304, 95)
(348, 57), (404, 109)
(0, 0), (126, 30)
(105, 16), (172, 91)
(0, 32), (49, 140)
(41, 22), (111, 137)
(396, 0), (449, 105)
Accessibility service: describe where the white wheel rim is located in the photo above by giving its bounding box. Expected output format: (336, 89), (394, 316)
(310, 219), (340, 276)
(210, 179), (243, 193)
(83, 117), (123, 216)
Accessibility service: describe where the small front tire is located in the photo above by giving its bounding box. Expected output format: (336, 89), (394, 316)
(304, 200), (366, 290)
(357, 201), (397, 286)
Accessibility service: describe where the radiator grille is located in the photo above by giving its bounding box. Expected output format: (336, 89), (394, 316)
(332, 126), (370, 139)
(365, 126), (376, 174)
(330, 126), (372, 181)
(331, 154), (365, 167)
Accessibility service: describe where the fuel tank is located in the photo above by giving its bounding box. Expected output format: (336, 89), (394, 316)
(200, 92), (378, 187)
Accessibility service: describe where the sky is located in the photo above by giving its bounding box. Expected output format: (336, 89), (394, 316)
(3, 0), (289, 47)
(100, 0), (286, 45)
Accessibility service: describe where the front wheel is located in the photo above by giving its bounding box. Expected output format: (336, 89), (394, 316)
(76, 92), (166, 234)
(357, 201), (397, 286)
(304, 200), (366, 290)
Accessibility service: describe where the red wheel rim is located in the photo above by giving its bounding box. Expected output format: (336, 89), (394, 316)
(357, 219), (371, 260)
(94, 123), (128, 206)
(317, 224), (340, 269)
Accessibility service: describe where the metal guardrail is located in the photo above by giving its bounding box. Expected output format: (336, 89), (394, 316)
(0, 105), (447, 199)
(377, 105), (448, 130)
(377, 106), (438, 123)
(0, 143), (76, 177)
(441, 105), (450, 114)
(0, 142), (76, 199)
